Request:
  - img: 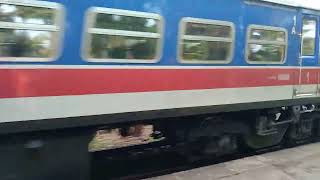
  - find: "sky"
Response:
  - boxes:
[302,0,320,9]
[261,0,320,10]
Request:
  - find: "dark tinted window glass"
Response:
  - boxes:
[185,22,231,37]
[95,14,159,33]
[0,29,54,58]
[90,34,157,60]
[302,19,316,56]
[248,44,285,62]
[250,29,285,42]
[0,4,55,25]
[182,40,231,61]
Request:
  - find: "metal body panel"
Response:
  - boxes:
[0,0,320,130]
[0,0,303,67]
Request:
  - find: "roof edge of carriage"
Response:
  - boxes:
[257,0,320,11]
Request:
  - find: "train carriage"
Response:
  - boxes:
[1,0,320,179]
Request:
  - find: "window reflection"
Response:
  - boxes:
[185,23,231,38]
[0,4,55,25]
[0,29,54,58]
[250,29,285,42]
[90,34,157,60]
[0,3,60,61]
[302,19,316,56]
[248,44,285,62]
[180,19,234,63]
[95,14,159,33]
[87,9,162,61]
[247,27,287,63]
[182,40,231,61]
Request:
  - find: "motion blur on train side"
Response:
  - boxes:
[1,0,320,179]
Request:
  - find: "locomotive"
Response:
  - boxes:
[1,0,320,179]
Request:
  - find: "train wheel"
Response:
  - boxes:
[244,125,288,149]
[286,112,318,145]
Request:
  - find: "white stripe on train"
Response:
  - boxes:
[0,85,315,123]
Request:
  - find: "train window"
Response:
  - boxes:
[302,19,316,56]
[84,7,163,63]
[246,25,287,64]
[178,18,235,64]
[0,1,64,62]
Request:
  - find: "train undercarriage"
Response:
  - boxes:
[1,104,320,180]
[154,105,320,157]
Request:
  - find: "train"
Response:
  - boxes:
[1,0,320,179]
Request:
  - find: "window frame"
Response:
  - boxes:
[0,0,64,62]
[246,25,288,64]
[178,17,235,64]
[82,7,164,64]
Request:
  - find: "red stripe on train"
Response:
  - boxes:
[0,68,318,99]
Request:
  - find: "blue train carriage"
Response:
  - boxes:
[0,0,320,179]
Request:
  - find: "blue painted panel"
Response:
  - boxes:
[0,0,318,67]
[243,2,299,66]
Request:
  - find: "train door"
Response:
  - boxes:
[295,14,319,98]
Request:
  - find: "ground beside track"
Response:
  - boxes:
[147,143,320,180]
